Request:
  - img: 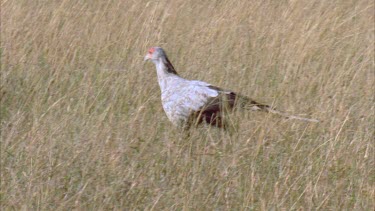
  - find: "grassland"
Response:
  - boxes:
[1,0,374,210]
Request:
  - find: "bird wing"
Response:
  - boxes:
[161,80,219,124]
[202,85,270,111]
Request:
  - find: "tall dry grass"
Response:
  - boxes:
[1,0,374,210]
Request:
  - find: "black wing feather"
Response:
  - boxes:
[189,85,270,127]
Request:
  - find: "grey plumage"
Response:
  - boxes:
[144,47,318,128]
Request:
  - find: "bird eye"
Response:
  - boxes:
[148,48,155,54]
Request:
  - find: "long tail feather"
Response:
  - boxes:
[265,107,319,122]
[239,96,319,123]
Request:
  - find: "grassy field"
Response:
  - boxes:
[1,0,374,210]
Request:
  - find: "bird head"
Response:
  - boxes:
[144,47,165,62]
[144,47,178,75]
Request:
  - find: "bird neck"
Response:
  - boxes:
[154,57,179,91]
[155,57,178,75]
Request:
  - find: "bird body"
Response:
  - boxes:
[144,47,318,128]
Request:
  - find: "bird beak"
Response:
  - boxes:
[144,54,151,61]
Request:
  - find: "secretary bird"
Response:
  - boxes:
[144,47,318,129]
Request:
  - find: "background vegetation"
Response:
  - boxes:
[1,0,374,210]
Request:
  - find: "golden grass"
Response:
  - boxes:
[1,0,374,209]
